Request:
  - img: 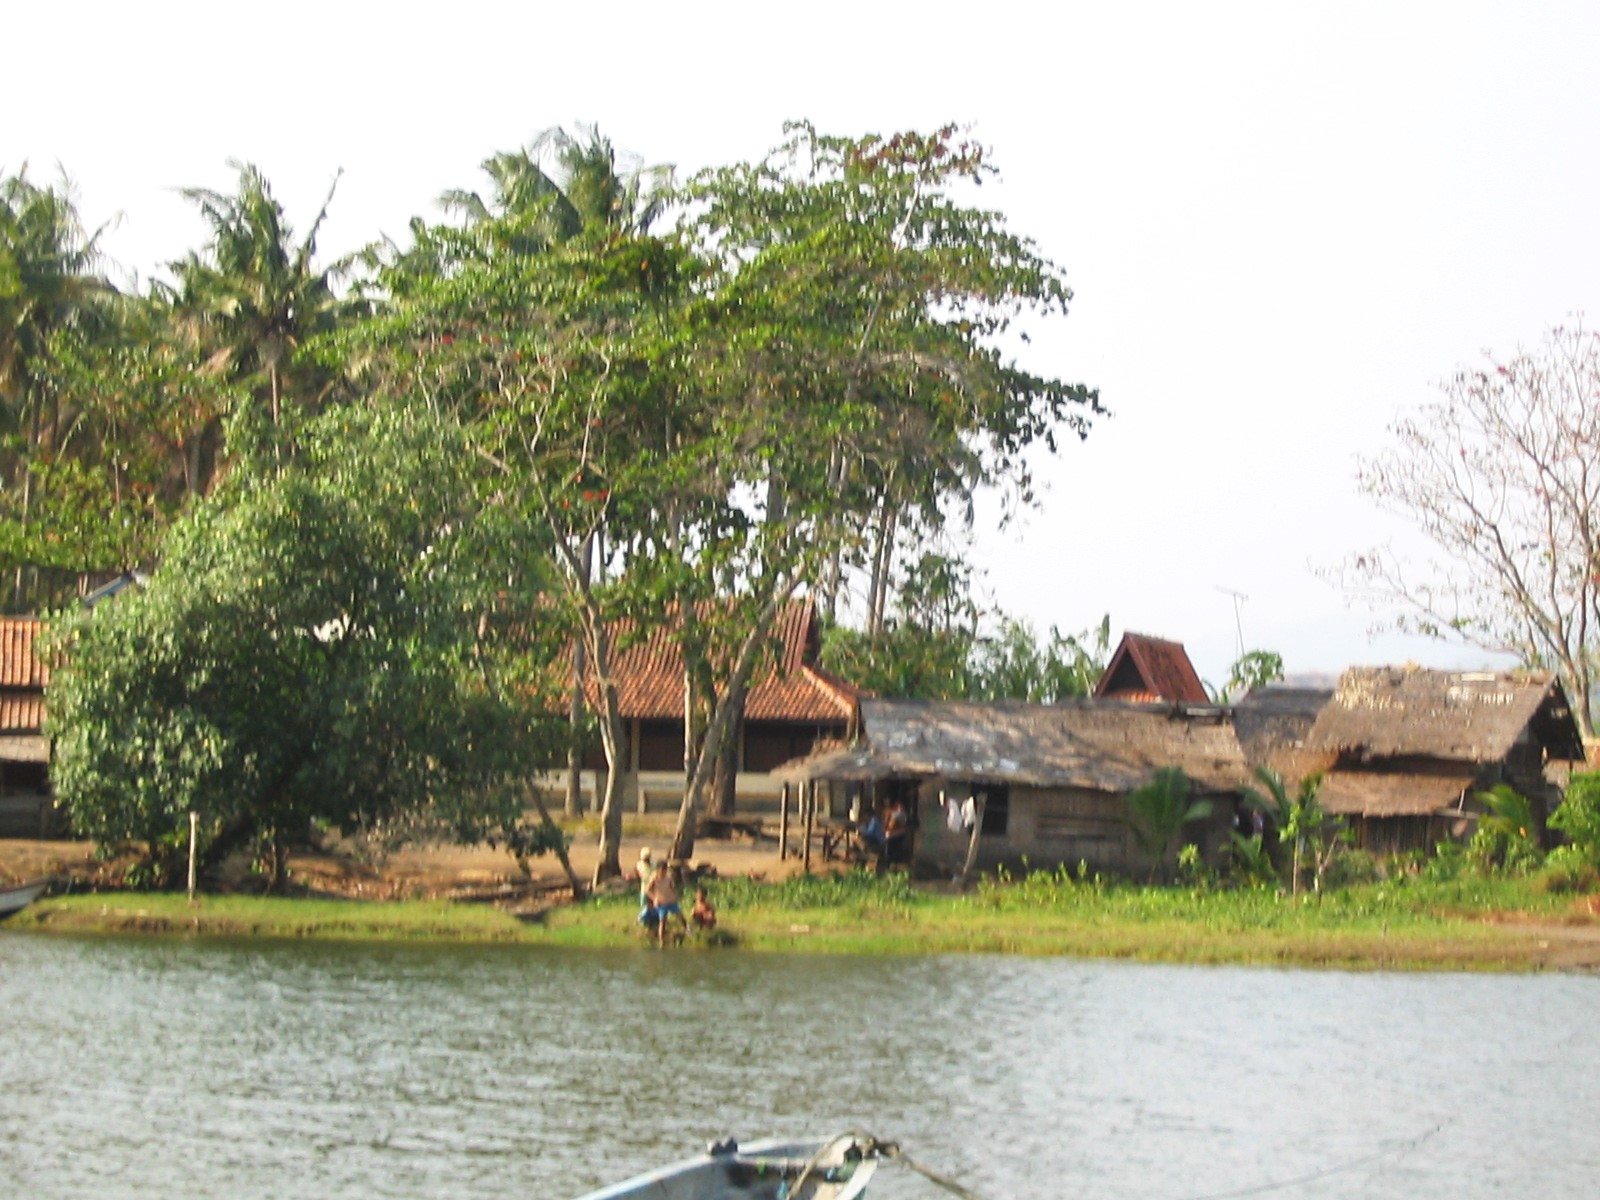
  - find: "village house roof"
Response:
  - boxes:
[1303,666,1584,764]
[1232,685,1333,779]
[0,617,49,762]
[1093,632,1210,705]
[593,599,861,724]
[782,697,1250,793]
[1316,766,1479,818]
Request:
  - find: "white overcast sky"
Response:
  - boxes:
[10,1,1600,685]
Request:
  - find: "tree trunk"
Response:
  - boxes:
[564,534,596,816]
[669,587,797,862]
[707,681,745,818]
[590,690,627,887]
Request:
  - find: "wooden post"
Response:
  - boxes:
[187,811,199,901]
[802,782,815,874]
[958,794,987,890]
[778,783,791,860]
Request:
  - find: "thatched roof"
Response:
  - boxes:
[1233,686,1333,775]
[777,697,1249,793]
[1094,632,1209,704]
[1317,769,1477,818]
[1305,667,1584,763]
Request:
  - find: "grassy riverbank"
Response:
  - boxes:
[14,869,1600,971]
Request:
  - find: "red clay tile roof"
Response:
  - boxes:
[591,600,860,724]
[0,692,44,734]
[0,618,47,690]
[1093,632,1209,705]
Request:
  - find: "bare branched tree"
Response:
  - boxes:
[1343,323,1600,736]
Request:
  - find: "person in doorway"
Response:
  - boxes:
[855,805,886,870]
[691,886,717,932]
[646,861,685,945]
[883,798,910,868]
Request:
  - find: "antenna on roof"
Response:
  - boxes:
[1216,586,1247,661]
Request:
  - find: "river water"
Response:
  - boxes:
[2,934,1596,1199]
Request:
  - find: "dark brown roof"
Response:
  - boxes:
[782,697,1249,793]
[594,599,859,724]
[1094,632,1209,705]
[1305,667,1584,763]
[0,618,47,689]
[1318,768,1477,818]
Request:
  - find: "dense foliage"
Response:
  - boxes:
[8,122,1100,879]
[45,404,562,884]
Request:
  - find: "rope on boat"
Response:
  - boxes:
[788,1132,991,1200]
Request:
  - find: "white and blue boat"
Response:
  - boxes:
[571,1134,881,1200]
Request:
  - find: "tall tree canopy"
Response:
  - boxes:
[1348,324,1600,735]
[46,402,561,885]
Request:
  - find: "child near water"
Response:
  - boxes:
[691,886,717,932]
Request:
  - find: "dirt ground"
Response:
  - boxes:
[0,819,810,903]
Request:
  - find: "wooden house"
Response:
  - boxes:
[1299,667,1584,855]
[0,617,55,837]
[783,696,1250,877]
[567,599,861,813]
[1094,632,1210,704]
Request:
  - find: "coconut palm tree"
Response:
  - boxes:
[1125,766,1212,883]
[1243,765,1334,896]
[441,124,673,251]
[169,162,353,431]
[0,168,118,604]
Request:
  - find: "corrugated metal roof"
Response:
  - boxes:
[1094,632,1209,704]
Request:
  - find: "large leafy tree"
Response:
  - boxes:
[336,122,1100,876]
[46,402,561,887]
[657,122,1101,860]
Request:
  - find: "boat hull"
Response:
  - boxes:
[0,879,46,921]
[571,1136,879,1200]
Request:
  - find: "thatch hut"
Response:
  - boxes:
[1301,667,1584,855]
[782,697,1250,877]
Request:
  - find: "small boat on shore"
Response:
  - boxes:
[0,877,48,921]
[570,1134,881,1200]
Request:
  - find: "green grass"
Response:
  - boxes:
[14,870,1598,971]
[15,892,530,942]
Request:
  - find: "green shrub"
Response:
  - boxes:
[1323,848,1382,889]
[1176,843,1216,889]
[1423,841,1468,882]
[1468,785,1543,876]
[1534,845,1600,894]
[1550,773,1600,866]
